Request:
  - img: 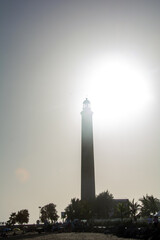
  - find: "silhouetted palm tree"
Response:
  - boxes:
[139,195,159,216]
[129,199,140,222]
[116,202,129,221]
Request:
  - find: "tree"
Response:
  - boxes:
[65,198,81,220]
[40,203,58,223]
[65,198,94,220]
[139,195,159,216]
[16,209,29,225]
[79,200,94,220]
[7,212,17,226]
[129,199,140,222]
[115,202,129,221]
[94,190,114,218]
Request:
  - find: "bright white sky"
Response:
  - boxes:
[1,0,160,223]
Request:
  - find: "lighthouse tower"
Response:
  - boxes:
[81,98,95,201]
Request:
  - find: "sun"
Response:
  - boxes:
[83,55,153,127]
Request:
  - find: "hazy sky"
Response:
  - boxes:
[1,0,160,223]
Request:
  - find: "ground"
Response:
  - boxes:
[1,232,137,240]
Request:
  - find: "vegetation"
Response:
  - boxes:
[114,202,129,221]
[65,190,114,220]
[16,209,29,225]
[94,191,114,218]
[3,194,160,240]
[64,192,160,221]
[40,203,59,223]
[7,209,29,225]
[129,199,140,222]
[5,193,160,226]
[139,194,160,216]
[65,198,94,220]
[7,212,17,225]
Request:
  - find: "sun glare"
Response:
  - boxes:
[83,56,153,127]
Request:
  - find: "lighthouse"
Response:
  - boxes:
[81,98,95,201]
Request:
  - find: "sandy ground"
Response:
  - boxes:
[6,232,135,240]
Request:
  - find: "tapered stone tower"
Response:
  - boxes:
[81,98,95,201]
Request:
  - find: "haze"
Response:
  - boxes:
[1,0,160,223]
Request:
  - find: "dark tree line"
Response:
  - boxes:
[7,192,160,225]
[65,192,160,221]
[65,190,114,220]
